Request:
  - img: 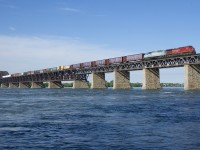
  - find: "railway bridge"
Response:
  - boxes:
[1,54,200,90]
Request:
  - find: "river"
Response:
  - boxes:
[0,88,199,149]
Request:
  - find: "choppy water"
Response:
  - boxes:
[0,88,200,150]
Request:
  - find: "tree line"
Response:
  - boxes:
[59,81,184,87]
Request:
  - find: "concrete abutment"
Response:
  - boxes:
[113,70,131,89]
[1,83,9,88]
[31,82,45,88]
[142,68,160,90]
[91,72,106,89]
[184,64,200,90]
[48,81,64,88]
[9,83,19,88]
[19,82,31,88]
[73,80,89,89]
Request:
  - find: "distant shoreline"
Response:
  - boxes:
[58,82,184,88]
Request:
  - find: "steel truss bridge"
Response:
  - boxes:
[1,54,200,84]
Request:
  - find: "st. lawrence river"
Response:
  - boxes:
[0,88,199,150]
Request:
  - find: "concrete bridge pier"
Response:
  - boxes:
[48,81,64,88]
[19,82,31,88]
[184,64,200,90]
[113,70,131,89]
[91,72,106,89]
[1,83,9,88]
[142,68,160,90]
[31,82,45,88]
[9,83,19,88]
[73,80,89,89]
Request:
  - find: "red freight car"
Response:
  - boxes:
[43,68,51,73]
[12,73,20,77]
[27,71,32,75]
[71,63,83,69]
[166,46,196,55]
[91,61,96,67]
[109,57,123,64]
[82,62,92,68]
[126,53,144,62]
[34,70,40,74]
[96,59,109,66]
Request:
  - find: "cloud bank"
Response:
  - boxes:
[0,35,126,74]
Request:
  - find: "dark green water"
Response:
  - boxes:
[0,88,199,149]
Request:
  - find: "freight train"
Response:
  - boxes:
[2,46,196,78]
[70,45,195,68]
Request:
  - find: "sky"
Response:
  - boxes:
[0,0,200,83]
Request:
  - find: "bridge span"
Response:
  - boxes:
[1,54,200,90]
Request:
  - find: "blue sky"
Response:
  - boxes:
[0,0,200,83]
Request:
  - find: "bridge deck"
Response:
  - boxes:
[1,54,200,84]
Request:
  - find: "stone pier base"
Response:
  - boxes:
[91,72,106,89]
[73,80,89,89]
[31,82,45,88]
[19,82,31,88]
[113,70,131,89]
[1,83,9,88]
[48,81,64,88]
[9,83,19,88]
[184,64,200,90]
[142,68,160,90]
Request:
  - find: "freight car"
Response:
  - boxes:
[64,65,71,69]
[82,62,92,68]
[71,62,97,69]
[57,66,64,70]
[96,59,109,66]
[109,57,123,64]
[71,63,83,69]
[11,73,21,77]
[57,65,71,70]
[125,54,144,62]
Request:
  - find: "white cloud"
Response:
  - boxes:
[61,7,80,12]
[0,35,126,74]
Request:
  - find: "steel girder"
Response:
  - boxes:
[1,70,88,84]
